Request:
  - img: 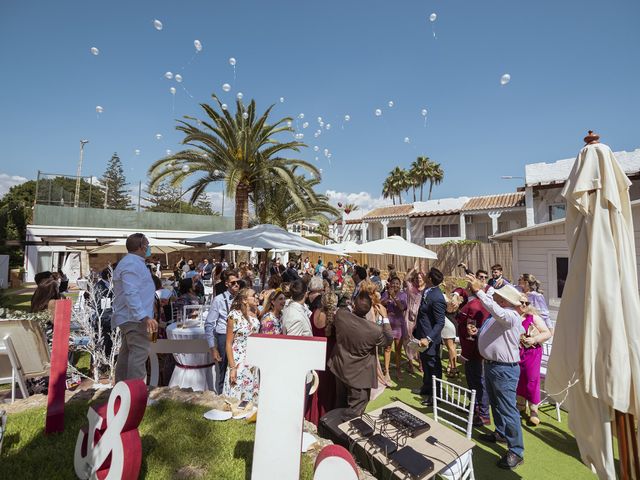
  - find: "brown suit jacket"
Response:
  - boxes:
[328,307,394,389]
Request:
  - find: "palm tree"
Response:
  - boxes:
[427,162,444,200]
[411,156,431,201]
[147,95,319,230]
[388,167,407,204]
[382,177,396,205]
[342,203,359,214]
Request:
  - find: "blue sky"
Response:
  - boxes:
[1,0,639,211]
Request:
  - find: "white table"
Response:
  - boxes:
[166,322,216,392]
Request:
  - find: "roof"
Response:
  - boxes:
[525,147,640,187]
[364,204,414,220]
[410,197,469,217]
[462,192,525,212]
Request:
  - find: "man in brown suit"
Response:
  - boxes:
[329,292,394,418]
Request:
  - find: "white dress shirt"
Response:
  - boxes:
[281,301,312,336]
[204,291,233,348]
[476,290,524,364]
[112,253,156,327]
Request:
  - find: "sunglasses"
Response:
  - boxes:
[478,275,488,280]
[229,280,241,286]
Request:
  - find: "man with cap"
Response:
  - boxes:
[467,274,525,470]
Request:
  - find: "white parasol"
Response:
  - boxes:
[355,235,437,259]
[91,237,192,254]
[546,133,640,478]
[211,244,266,253]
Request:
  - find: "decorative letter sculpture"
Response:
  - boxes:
[74,379,148,480]
[313,445,359,480]
[45,299,72,434]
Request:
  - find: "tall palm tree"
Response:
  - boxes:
[388,167,407,204]
[411,156,431,201]
[427,162,444,200]
[382,177,396,205]
[147,95,319,229]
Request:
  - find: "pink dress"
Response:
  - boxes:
[517,314,542,404]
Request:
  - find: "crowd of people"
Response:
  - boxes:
[39,233,554,472]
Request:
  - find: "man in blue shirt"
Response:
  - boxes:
[112,233,158,382]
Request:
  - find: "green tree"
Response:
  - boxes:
[426,161,444,200]
[148,95,318,229]
[145,181,219,216]
[410,156,430,201]
[101,153,131,209]
[387,167,408,204]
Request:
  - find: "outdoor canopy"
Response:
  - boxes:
[190,224,342,255]
[351,235,438,259]
[546,141,640,479]
[210,244,266,253]
[90,237,192,254]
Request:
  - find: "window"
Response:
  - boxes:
[556,257,568,298]
[549,204,566,221]
[424,224,459,238]
[388,227,402,237]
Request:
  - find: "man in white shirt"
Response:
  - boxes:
[281,279,312,336]
[468,274,525,470]
[204,270,240,393]
[112,233,158,382]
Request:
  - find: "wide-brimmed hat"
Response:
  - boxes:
[493,284,524,306]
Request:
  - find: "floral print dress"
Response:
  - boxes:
[223,310,261,403]
[260,311,282,334]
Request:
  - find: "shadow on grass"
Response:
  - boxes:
[233,440,254,480]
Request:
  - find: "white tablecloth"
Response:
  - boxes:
[166,322,216,392]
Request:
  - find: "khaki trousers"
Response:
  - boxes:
[115,321,151,383]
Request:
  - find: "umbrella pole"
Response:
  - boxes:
[616,410,640,479]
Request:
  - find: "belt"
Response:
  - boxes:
[175,361,215,370]
[484,359,519,366]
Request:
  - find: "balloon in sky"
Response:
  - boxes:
[170,87,176,95]
[181,165,190,173]
[90,47,99,56]
[95,105,103,114]
[229,57,236,66]
[421,108,428,116]
[165,71,173,80]
[319,121,324,127]
[327,153,332,159]
[242,112,249,119]
[315,156,319,162]
[166,149,172,155]
[221,103,228,110]
[175,74,183,83]
[388,101,394,108]
[153,19,163,31]
[302,122,309,128]
[194,40,202,52]
[404,137,410,143]
[325,124,331,130]
[286,121,292,127]
[313,146,319,152]
[323,148,329,156]
[344,114,351,122]
[298,113,305,119]
[317,117,323,123]
[295,133,304,140]
[155,133,162,140]
[375,108,382,117]
[134,149,140,155]
[500,73,511,85]
[280,97,285,103]
[222,83,231,92]
[236,92,243,100]
[429,13,437,22]
[314,133,319,138]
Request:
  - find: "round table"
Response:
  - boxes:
[166,322,216,392]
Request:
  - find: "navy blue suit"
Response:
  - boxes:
[413,286,446,396]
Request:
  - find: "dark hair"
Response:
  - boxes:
[152,275,162,290]
[353,266,367,282]
[214,264,223,276]
[491,264,503,272]
[30,278,61,312]
[224,269,240,282]
[290,279,307,301]
[268,274,283,289]
[179,278,194,295]
[428,267,444,286]
[189,264,196,271]
[34,271,53,285]
[125,233,146,253]
[100,268,111,281]
[476,269,488,277]
[353,291,372,318]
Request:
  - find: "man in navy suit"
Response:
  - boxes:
[413,267,446,406]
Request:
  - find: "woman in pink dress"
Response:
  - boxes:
[403,270,427,374]
[381,277,408,380]
[516,300,552,426]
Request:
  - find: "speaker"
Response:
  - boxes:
[318,408,350,448]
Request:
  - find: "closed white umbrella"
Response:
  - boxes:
[355,235,437,259]
[190,224,341,255]
[91,237,192,254]
[546,134,640,478]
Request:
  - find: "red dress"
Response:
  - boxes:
[304,308,337,426]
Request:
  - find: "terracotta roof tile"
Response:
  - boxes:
[364,204,414,219]
[462,192,525,211]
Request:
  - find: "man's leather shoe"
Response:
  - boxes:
[479,432,507,444]
[420,396,433,406]
[497,451,524,469]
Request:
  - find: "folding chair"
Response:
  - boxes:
[539,341,562,421]
[0,320,51,403]
[432,375,476,480]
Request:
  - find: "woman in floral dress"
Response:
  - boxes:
[260,289,285,334]
[223,288,261,403]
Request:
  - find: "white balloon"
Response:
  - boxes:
[134,149,140,155]
[500,73,511,85]
[95,105,103,113]
[229,57,236,66]
[429,13,437,22]
[286,121,292,127]
[325,123,331,130]
[388,101,394,108]
[302,122,309,128]
[90,47,99,56]
[182,165,190,173]
[344,114,351,122]
[315,156,319,161]
[222,83,231,93]
[327,153,332,159]
[319,121,324,127]
[221,103,228,110]
[165,149,172,155]
[153,19,163,30]
[313,146,319,152]
[175,74,183,83]
[317,116,323,123]
[165,71,173,80]
[298,113,305,119]
[316,129,322,135]
[170,87,176,95]
[375,108,382,117]
[323,148,329,156]
[242,112,249,119]
[155,133,162,140]
[194,40,202,52]
[404,137,410,143]
[319,168,323,174]
[421,108,428,116]
[280,97,285,103]
[295,133,304,140]
[314,133,319,138]
[236,92,243,100]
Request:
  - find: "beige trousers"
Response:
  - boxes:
[115,321,151,383]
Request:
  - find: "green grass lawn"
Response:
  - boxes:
[0,288,34,311]
[0,398,314,480]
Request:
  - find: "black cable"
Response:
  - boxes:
[426,435,464,474]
